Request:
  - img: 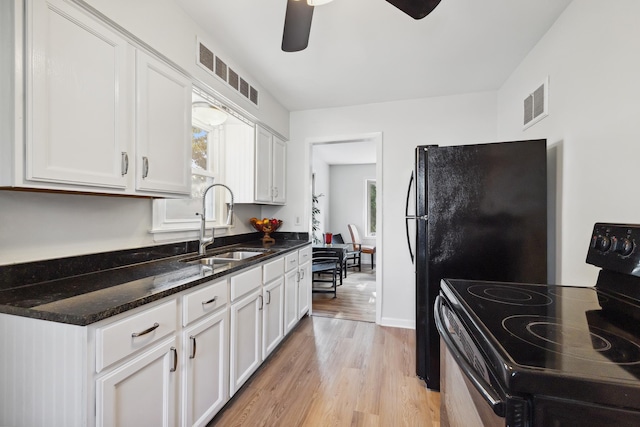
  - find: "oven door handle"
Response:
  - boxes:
[435,295,506,417]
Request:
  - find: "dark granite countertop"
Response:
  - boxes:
[0,233,310,326]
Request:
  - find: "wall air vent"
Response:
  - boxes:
[196,38,259,108]
[215,56,227,81]
[523,76,549,129]
[228,68,239,90]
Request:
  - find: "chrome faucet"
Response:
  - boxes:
[198,183,235,255]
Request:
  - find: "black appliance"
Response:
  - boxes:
[436,223,640,426]
[405,140,548,390]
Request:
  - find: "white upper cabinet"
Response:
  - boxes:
[255,125,286,204]
[135,50,192,196]
[1,0,192,197]
[27,0,132,190]
[271,135,286,204]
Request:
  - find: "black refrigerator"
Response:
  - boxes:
[407,139,548,390]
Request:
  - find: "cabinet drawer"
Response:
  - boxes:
[96,300,177,373]
[183,279,228,326]
[263,257,284,284]
[230,266,262,302]
[298,246,312,264]
[285,252,298,272]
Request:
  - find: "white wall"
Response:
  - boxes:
[277,92,498,327]
[329,164,376,249]
[496,0,640,286]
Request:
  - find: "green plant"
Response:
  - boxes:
[312,193,324,244]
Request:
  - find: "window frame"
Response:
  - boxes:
[150,94,230,241]
[364,178,376,238]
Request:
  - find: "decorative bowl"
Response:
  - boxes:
[250,218,283,244]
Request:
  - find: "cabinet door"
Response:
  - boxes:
[96,337,178,427]
[272,136,286,204]
[229,289,262,396]
[135,50,191,195]
[262,277,284,359]
[298,261,312,319]
[183,309,229,427]
[284,268,299,335]
[28,0,131,189]
[254,125,273,203]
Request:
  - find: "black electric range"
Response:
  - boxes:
[436,223,640,426]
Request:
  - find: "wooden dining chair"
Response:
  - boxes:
[347,224,376,269]
[333,233,361,276]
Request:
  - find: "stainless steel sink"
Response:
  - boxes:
[181,248,272,265]
[209,250,265,261]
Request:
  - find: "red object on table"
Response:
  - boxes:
[324,233,333,244]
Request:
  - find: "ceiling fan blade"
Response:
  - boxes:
[385,0,442,19]
[282,0,314,52]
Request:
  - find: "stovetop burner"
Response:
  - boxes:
[467,283,552,306]
[503,314,640,365]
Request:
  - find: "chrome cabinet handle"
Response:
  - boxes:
[266,290,271,304]
[258,294,264,310]
[189,336,197,359]
[121,152,129,176]
[142,156,149,178]
[202,296,218,305]
[170,347,178,372]
[300,269,305,280]
[131,322,159,337]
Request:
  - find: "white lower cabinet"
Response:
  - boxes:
[182,309,228,427]
[181,278,229,427]
[262,276,285,359]
[229,288,262,397]
[283,268,299,334]
[298,247,313,319]
[96,337,179,427]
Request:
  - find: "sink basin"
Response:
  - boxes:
[209,250,265,261]
[181,249,272,265]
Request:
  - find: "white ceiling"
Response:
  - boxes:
[175,0,573,112]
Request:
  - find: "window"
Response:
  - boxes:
[365,179,376,237]
[151,90,248,240]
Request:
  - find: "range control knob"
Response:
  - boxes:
[613,237,634,256]
[592,235,611,252]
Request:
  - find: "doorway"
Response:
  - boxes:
[307,133,382,323]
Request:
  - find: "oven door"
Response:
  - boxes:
[435,295,530,427]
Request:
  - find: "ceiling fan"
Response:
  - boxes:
[282,0,442,52]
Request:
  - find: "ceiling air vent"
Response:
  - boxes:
[196,38,259,108]
[523,76,549,129]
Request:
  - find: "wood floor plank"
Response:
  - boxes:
[209,316,440,427]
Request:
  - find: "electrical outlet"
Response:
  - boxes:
[295,216,301,225]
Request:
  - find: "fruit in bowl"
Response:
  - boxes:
[250,217,283,233]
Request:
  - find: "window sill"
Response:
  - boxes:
[150,224,233,243]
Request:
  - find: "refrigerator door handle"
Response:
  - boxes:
[405,171,415,263]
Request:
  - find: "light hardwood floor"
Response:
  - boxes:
[312,266,376,323]
[209,316,440,426]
